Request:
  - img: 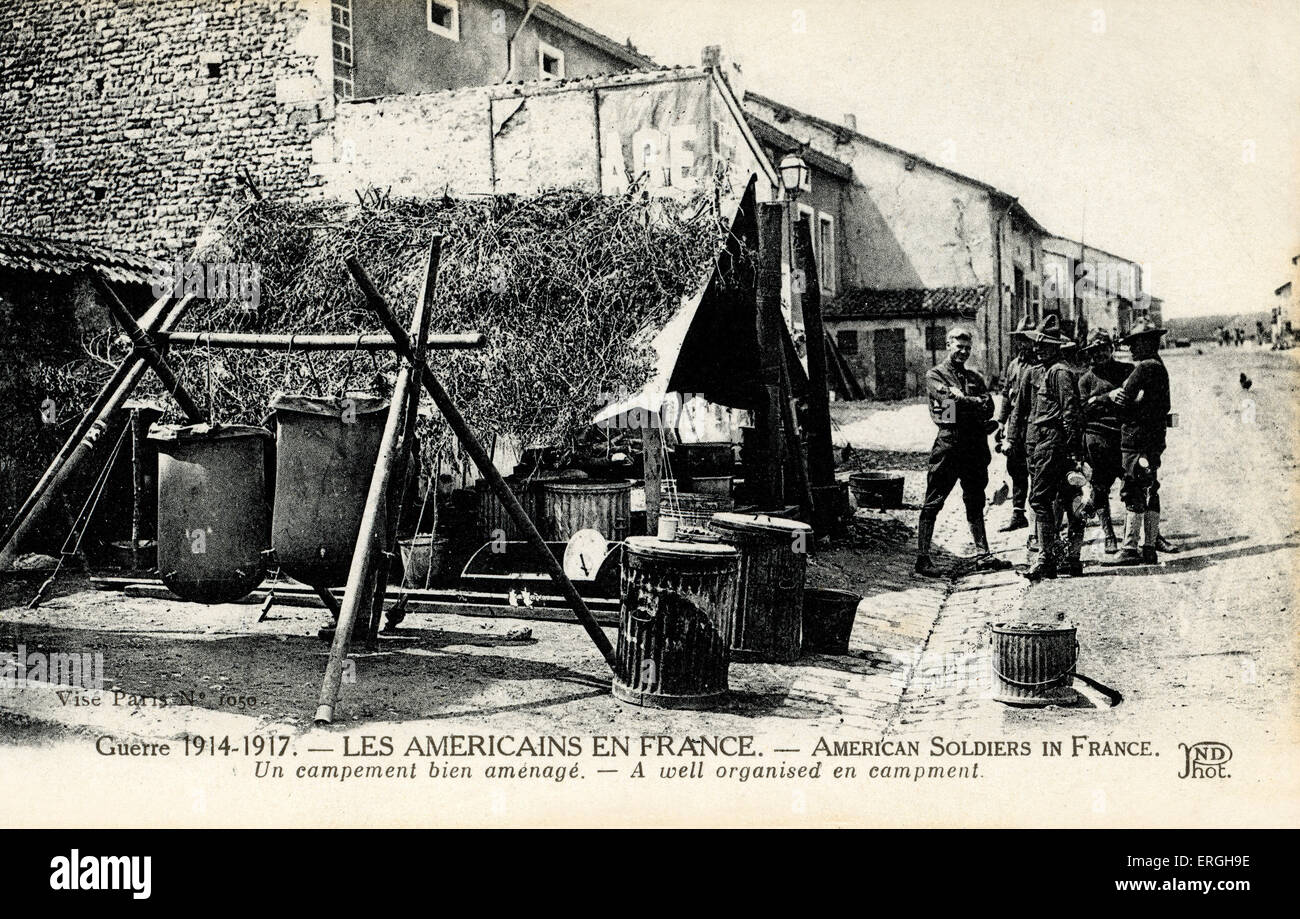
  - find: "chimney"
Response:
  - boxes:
[843,113,857,131]
[701,45,723,69]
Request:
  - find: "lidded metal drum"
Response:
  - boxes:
[269,393,389,587]
[613,537,739,709]
[988,622,1079,706]
[149,423,271,604]
[709,512,813,662]
[539,480,631,544]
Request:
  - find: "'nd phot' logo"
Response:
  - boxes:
[1177,741,1232,779]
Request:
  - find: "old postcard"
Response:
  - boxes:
[0,0,1296,843]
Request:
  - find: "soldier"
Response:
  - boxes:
[994,317,1036,532]
[914,329,1012,576]
[1077,330,1133,553]
[1008,316,1086,580]
[1106,321,1171,564]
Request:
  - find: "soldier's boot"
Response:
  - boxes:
[1060,520,1085,577]
[968,515,1012,571]
[1097,503,1119,554]
[1024,519,1058,581]
[1142,511,1160,565]
[1117,510,1144,565]
[914,516,944,578]
[998,508,1029,532]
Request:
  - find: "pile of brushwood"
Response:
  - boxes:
[138,187,738,473]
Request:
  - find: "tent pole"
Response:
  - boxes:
[755,203,787,508]
[344,255,618,671]
[315,240,439,725]
[0,292,195,571]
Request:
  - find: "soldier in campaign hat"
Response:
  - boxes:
[914,328,1013,576]
[1006,315,1086,579]
[1078,329,1133,553]
[995,316,1037,533]
[1104,321,1171,564]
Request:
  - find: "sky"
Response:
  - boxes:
[556,0,1300,318]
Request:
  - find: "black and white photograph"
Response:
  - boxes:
[0,0,1296,856]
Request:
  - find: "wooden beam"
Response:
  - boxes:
[345,255,619,672]
[154,331,486,351]
[315,240,439,724]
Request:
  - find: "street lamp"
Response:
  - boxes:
[778,153,810,199]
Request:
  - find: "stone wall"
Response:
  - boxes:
[0,0,334,256]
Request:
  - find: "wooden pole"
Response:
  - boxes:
[794,217,835,490]
[0,293,195,570]
[315,241,439,724]
[755,203,787,508]
[642,422,662,536]
[90,273,206,423]
[365,242,441,645]
[154,331,486,352]
[345,256,618,671]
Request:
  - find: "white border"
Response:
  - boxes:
[538,40,565,79]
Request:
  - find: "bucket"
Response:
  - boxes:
[659,492,725,539]
[613,536,739,709]
[802,588,861,655]
[149,423,270,604]
[988,621,1079,706]
[539,480,631,543]
[850,472,905,510]
[708,512,812,662]
[269,393,389,587]
[399,534,448,589]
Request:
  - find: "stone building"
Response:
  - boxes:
[1041,236,1146,338]
[743,92,1046,391]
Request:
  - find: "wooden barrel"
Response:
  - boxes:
[539,480,631,543]
[709,512,812,662]
[150,423,270,604]
[269,393,388,587]
[613,536,738,708]
[989,622,1078,706]
[676,441,734,476]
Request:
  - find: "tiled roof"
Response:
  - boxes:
[745,115,854,181]
[0,232,156,286]
[824,286,992,320]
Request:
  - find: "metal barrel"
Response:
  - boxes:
[659,492,725,539]
[709,512,812,662]
[477,477,532,543]
[149,423,270,604]
[613,536,738,708]
[539,480,632,543]
[686,475,734,502]
[268,394,388,587]
[989,622,1079,706]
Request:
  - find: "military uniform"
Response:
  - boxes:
[1078,358,1133,506]
[996,350,1036,527]
[914,353,1008,575]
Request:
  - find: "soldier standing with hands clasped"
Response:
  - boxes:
[914,328,1013,577]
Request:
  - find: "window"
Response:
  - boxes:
[817,213,836,294]
[835,329,859,354]
[427,0,459,41]
[332,0,355,98]
[538,41,565,79]
[796,202,816,262]
[925,324,947,352]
